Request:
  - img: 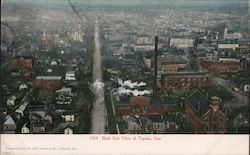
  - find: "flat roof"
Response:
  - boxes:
[161,71,209,77]
[36,76,62,80]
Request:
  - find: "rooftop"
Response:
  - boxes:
[187,91,210,116]
[36,76,62,80]
[161,71,209,77]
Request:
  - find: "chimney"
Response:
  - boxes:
[153,36,158,97]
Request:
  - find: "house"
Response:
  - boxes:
[19,83,28,90]
[64,126,74,134]
[148,115,165,133]
[61,111,76,122]
[56,87,73,105]
[65,71,76,80]
[32,121,46,133]
[126,116,142,133]
[228,107,249,133]
[185,92,227,133]
[165,112,181,132]
[11,69,21,77]
[15,101,29,116]
[11,55,34,69]
[28,105,46,123]
[6,95,17,107]
[21,122,30,134]
[3,115,17,134]
[34,76,63,90]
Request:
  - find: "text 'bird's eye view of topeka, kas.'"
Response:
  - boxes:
[1,0,249,134]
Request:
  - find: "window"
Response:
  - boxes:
[205,125,209,131]
[219,125,223,131]
[213,125,218,131]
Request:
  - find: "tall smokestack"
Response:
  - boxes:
[153,36,158,97]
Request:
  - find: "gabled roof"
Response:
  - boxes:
[151,96,176,106]
[4,115,16,125]
[36,76,62,80]
[148,115,164,123]
[130,96,150,105]
[13,55,33,59]
[187,91,210,116]
[56,87,72,93]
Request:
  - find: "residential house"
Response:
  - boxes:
[56,87,73,105]
[61,111,76,122]
[3,115,17,134]
[21,122,30,134]
[32,121,46,133]
[148,115,165,133]
[6,95,17,107]
[64,126,74,134]
[126,116,142,133]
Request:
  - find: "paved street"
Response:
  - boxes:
[213,76,249,109]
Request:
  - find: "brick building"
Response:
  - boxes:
[117,96,176,116]
[12,55,34,69]
[157,54,188,73]
[200,60,241,73]
[185,92,227,133]
[161,71,212,90]
[161,63,188,73]
[34,76,63,90]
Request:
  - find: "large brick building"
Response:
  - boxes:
[34,76,63,90]
[160,63,188,73]
[161,71,212,90]
[12,55,34,69]
[117,96,176,116]
[185,92,227,133]
[200,60,241,73]
[157,54,188,73]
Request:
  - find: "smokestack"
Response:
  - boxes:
[153,36,158,97]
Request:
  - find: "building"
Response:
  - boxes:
[126,116,142,134]
[65,71,76,80]
[169,38,194,48]
[11,55,34,69]
[185,92,227,133]
[64,126,73,134]
[148,115,166,133]
[6,95,17,107]
[133,45,154,52]
[223,28,242,39]
[61,111,76,122]
[135,35,152,45]
[200,60,241,73]
[157,54,188,73]
[21,122,30,134]
[32,121,46,133]
[218,43,239,50]
[3,115,17,134]
[34,76,63,90]
[161,71,212,90]
[56,87,73,105]
[117,96,177,116]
